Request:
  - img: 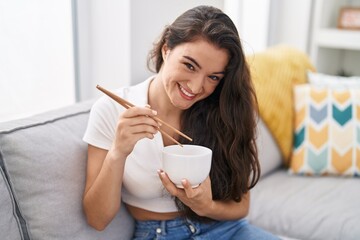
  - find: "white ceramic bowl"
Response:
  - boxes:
[162,144,212,188]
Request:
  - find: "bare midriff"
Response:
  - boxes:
[125,204,181,221]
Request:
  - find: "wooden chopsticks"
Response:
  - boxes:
[96,85,193,147]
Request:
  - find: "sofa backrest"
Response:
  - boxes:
[256,118,282,178]
[0,100,134,240]
[0,163,24,240]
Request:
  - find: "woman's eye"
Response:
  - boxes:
[184,63,195,71]
[209,75,220,81]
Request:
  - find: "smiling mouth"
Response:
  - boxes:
[179,84,195,99]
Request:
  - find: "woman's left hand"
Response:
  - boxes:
[158,170,213,217]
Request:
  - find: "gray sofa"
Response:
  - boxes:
[0,99,359,240]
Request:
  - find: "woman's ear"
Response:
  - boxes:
[162,44,169,60]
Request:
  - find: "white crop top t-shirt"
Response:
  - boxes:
[83,76,178,213]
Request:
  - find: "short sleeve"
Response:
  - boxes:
[83,93,124,150]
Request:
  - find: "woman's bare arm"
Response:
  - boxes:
[82,145,127,231]
[83,106,159,231]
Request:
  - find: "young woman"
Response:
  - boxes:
[83,5,279,240]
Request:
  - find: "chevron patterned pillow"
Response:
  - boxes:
[290,84,360,176]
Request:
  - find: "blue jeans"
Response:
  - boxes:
[132,217,279,240]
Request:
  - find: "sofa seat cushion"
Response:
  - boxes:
[248,169,360,240]
[0,101,134,240]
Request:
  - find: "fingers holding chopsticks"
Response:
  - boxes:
[112,106,160,156]
[120,106,160,136]
[96,85,191,146]
[122,106,159,126]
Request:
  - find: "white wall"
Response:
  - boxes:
[224,0,271,55]
[268,0,313,53]
[76,0,131,100]
[0,0,75,122]
[224,0,313,54]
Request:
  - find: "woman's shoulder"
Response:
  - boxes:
[91,88,125,113]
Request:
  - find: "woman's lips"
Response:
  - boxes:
[178,84,195,100]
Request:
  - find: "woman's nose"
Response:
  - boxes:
[188,76,205,94]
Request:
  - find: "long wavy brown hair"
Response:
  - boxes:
[147,5,260,221]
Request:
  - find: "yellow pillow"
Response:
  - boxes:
[248,45,315,165]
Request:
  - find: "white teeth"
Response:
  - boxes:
[179,85,195,97]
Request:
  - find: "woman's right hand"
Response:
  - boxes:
[110,106,160,158]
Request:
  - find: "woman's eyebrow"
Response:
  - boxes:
[183,56,201,69]
[183,55,225,75]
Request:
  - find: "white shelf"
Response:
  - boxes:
[315,28,360,50]
[311,0,360,75]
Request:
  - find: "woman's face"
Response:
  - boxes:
[160,38,229,110]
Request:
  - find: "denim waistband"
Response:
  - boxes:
[133,218,279,240]
[134,217,217,236]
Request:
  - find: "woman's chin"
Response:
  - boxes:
[173,101,193,110]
